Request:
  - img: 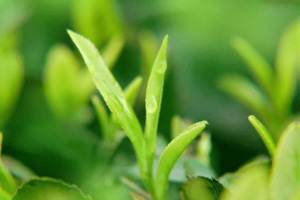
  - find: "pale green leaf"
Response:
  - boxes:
[72,0,122,47]
[102,35,125,69]
[270,122,300,200]
[171,115,192,139]
[124,76,143,106]
[0,48,23,128]
[44,44,94,121]
[12,178,92,200]
[248,115,276,157]
[154,121,207,200]
[91,95,109,138]
[275,18,300,114]
[232,37,273,96]
[221,165,269,200]
[219,74,269,119]
[196,133,212,167]
[139,31,160,81]
[144,35,168,183]
[67,30,147,177]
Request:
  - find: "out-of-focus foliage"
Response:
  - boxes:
[219,18,300,140]
[44,45,94,122]
[1,0,300,199]
[0,45,23,128]
[72,0,123,47]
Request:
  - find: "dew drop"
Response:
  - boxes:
[147,95,158,113]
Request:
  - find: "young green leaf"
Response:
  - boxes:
[154,121,207,200]
[0,48,23,128]
[67,30,147,178]
[221,165,269,200]
[91,95,109,138]
[275,18,300,114]
[232,37,273,96]
[72,0,122,47]
[44,44,94,121]
[171,115,191,139]
[12,178,92,200]
[270,122,300,200]
[145,35,168,182]
[248,115,276,157]
[124,76,143,106]
[139,31,160,81]
[102,35,125,69]
[219,74,269,119]
[196,133,212,167]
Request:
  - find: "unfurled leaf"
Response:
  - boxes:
[270,122,300,200]
[218,74,269,118]
[154,121,207,200]
[275,18,300,114]
[68,30,147,177]
[12,178,92,200]
[221,165,269,200]
[248,115,276,157]
[44,44,94,122]
[145,35,168,180]
[232,37,273,96]
[124,76,143,106]
[0,48,23,128]
[102,35,125,69]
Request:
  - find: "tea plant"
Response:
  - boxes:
[68,30,208,200]
[180,115,300,200]
[0,37,24,128]
[219,18,300,140]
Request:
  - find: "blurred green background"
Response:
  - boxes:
[1,0,300,199]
